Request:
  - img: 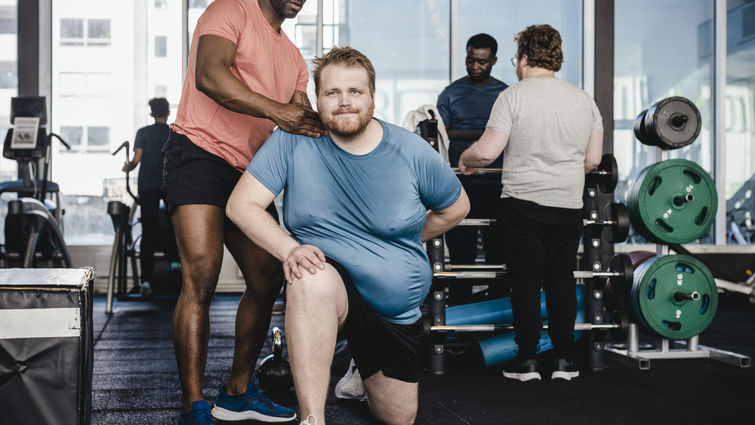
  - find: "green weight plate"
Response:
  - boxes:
[630,255,718,339]
[627,159,717,244]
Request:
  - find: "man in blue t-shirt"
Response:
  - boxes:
[122,97,178,297]
[437,33,508,267]
[227,47,469,425]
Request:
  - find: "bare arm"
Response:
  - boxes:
[422,188,470,242]
[195,35,324,137]
[458,127,509,174]
[584,131,603,174]
[290,90,313,109]
[122,148,143,172]
[226,171,325,283]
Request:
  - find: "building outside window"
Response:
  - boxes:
[60,18,84,45]
[87,19,111,45]
[60,18,110,46]
[59,126,83,150]
[87,126,110,151]
[51,0,183,245]
[155,35,167,58]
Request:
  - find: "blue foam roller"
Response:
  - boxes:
[478,310,586,367]
[446,287,584,326]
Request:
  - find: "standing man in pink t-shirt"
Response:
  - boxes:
[164,1,324,424]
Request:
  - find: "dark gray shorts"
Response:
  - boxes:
[327,257,426,383]
[163,130,279,220]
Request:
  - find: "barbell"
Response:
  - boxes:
[452,153,618,194]
[426,310,630,342]
[434,253,634,289]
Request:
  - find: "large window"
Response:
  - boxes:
[725,0,755,244]
[456,0,583,89]
[52,0,183,245]
[614,0,715,243]
[0,1,17,241]
[319,0,450,125]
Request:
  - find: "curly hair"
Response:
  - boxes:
[515,24,563,72]
[312,46,376,95]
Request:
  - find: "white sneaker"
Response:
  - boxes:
[300,415,318,425]
[334,359,366,401]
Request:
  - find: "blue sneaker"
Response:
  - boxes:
[177,400,214,425]
[211,374,296,422]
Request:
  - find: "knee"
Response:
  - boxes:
[286,265,341,305]
[180,255,221,302]
[370,405,416,425]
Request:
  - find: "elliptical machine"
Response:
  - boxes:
[105,141,142,314]
[0,96,72,268]
[105,140,179,313]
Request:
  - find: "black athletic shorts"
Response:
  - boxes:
[327,257,426,383]
[163,130,278,220]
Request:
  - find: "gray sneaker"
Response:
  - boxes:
[139,281,153,298]
[334,359,366,401]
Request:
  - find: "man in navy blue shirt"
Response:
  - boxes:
[437,33,508,268]
[122,98,177,297]
[226,46,469,425]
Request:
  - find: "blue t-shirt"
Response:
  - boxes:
[437,76,508,131]
[134,123,170,192]
[248,120,462,324]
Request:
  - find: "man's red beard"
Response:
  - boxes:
[325,105,374,138]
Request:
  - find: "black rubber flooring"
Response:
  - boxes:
[92,293,755,425]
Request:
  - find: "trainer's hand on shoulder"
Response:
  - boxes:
[272,103,326,138]
[284,244,326,284]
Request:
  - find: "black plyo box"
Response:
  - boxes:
[0,268,94,425]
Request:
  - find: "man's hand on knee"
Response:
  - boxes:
[284,244,326,283]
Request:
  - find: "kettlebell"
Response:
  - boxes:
[257,327,294,396]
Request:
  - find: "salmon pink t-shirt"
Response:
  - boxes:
[172,0,308,170]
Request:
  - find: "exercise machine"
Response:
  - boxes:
[105,141,179,314]
[0,96,72,268]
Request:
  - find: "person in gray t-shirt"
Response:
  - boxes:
[459,24,603,382]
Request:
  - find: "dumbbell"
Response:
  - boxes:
[586,153,618,193]
[582,202,630,243]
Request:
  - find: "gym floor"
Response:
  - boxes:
[92,293,755,425]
